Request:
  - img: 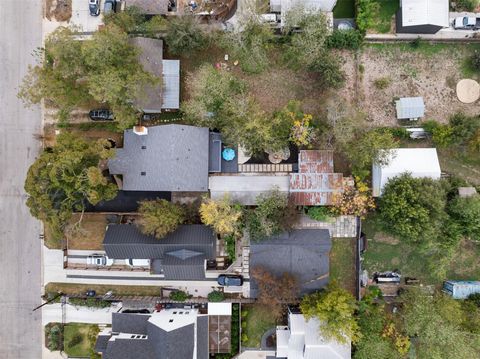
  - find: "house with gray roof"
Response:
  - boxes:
[103,224,216,280]
[95,309,209,359]
[249,229,331,296]
[130,37,180,112]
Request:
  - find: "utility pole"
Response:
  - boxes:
[32,292,64,312]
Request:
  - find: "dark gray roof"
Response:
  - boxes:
[94,334,110,353]
[112,313,151,335]
[197,315,209,359]
[162,253,207,280]
[250,229,332,296]
[103,338,156,359]
[148,321,195,359]
[103,224,216,260]
[108,125,210,192]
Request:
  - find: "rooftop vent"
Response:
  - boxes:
[141,145,147,149]
[141,171,146,176]
[133,126,148,136]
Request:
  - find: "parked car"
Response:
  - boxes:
[87,254,114,266]
[89,109,114,121]
[217,274,243,287]
[373,271,401,284]
[126,259,150,267]
[103,0,116,15]
[453,16,480,30]
[89,0,100,16]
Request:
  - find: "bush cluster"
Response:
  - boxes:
[207,290,225,302]
[45,323,63,351]
[169,290,191,302]
[69,297,111,308]
[306,207,332,221]
[326,30,363,50]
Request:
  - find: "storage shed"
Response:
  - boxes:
[396,0,449,34]
[395,97,425,120]
[443,281,480,299]
[372,148,441,197]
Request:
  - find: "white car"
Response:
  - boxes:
[453,16,480,30]
[126,259,150,267]
[87,254,113,266]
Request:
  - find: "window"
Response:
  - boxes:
[169,319,174,323]
[141,171,146,176]
[131,335,135,338]
[173,311,177,314]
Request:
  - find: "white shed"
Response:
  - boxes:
[372,148,441,197]
[395,97,425,120]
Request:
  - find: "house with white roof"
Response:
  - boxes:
[372,148,441,197]
[396,0,449,34]
[275,308,350,359]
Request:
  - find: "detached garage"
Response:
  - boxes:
[372,148,441,197]
[396,0,449,34]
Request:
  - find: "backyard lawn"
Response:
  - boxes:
[362,215,480,284]
[66,213,107,250]
[241,304,277,348]
[63,323,99,357]
[370,0,399,33]
[330,237,356,296]
[333,0,355,18]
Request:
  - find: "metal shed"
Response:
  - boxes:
[395,97,425,120]
[443,281,480,299]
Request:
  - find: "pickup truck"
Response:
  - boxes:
[453,16,480,30]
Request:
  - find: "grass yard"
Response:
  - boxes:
[371,0,399,33]
[438,148,480,186]
[333,0,355,18]
[241,304,277,348]
[362,215,480,284]
[66,213,107,250]
[63,323,99,357]
[45,282,162,297]
[330,237,356,296]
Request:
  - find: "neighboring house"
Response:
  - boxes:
[108,124,211,192]
[396,0,449,34]
[372,148,441,197]
[249,229,331,296]
[290,150,343,206]
[395,97,425,121]
[95,303,233,358]
[130,37,180,112]
[103,224,217,279]
[209,174,290,205]
[275,308,351,359]
[443,281,480,299]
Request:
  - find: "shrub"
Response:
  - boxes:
[423,120,453,147]
[68,333,83,347]
[69,297,111,308]
[326,30,363,49]
[241,310,248,318]
[373,77,391,90]
[45,323,63,351]
[241,321,247,329]
[356,0,380,33]
[208,290,225,302]
[467,293,480,307]
[241,333,249,343]
[410,37,422,48]
[307,207,333,221]
[170,290,190,302]
[451,0,478,11]
[224,235,236,262]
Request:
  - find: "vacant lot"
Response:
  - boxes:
[63,323,98,357]
[341,44,480,126]
[330,237,356,296]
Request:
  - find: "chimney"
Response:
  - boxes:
[133,126,148,136]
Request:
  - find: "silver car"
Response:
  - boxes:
[87,254,113,266]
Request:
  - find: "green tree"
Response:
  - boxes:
[199,195,242,236]
[208,290,225,302]
[24,133,117,240]
[378,174,447,242]
[300,283,359,344]
[448,195,480,241]
[247,189,291,241]
[165,15,210,55]
[138,199,186,239]
[401,288,479,359]
[103,6,144,32]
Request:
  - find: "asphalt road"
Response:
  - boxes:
[0,1,43,358]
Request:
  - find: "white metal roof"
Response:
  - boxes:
[372,148,441,197]
[395,97,425,119]
[161,59,180,110]
[209,174,290,205]
[207,303,232,316]
[401,0,449,27]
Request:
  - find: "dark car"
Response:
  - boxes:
[89,0,100,16]
[217,274,243,287]
[86,290,96,297]
[122,309,151,314]
[89,109,114,121]
[104,0,116,15]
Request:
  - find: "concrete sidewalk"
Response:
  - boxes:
[42,302,120,325]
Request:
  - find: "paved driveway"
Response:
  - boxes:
[0,0,43,358]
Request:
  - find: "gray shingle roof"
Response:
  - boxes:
[108,125,210,192]
[112,313,151,335]
[197,315,209,359]
[103,224,216,260]
[148,322,195,359]
[103,337,156,359]
[250,229,332,296]
[94,334,110,353]
[395,97,425,119]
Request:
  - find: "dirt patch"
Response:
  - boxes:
[66,213,107,250]
[372,231,400,245]
[46,0,72,21]
[341,46,480,126]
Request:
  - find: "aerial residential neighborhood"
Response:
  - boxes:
[3,0,480,358]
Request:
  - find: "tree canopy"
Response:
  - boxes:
[300,283,359,344]
[447,195,480,241]
[138,199,186,239]
[165,15,211,55]
[24,133,117,239]
[199,195,242,236]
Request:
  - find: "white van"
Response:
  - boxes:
[126,259,151,267]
